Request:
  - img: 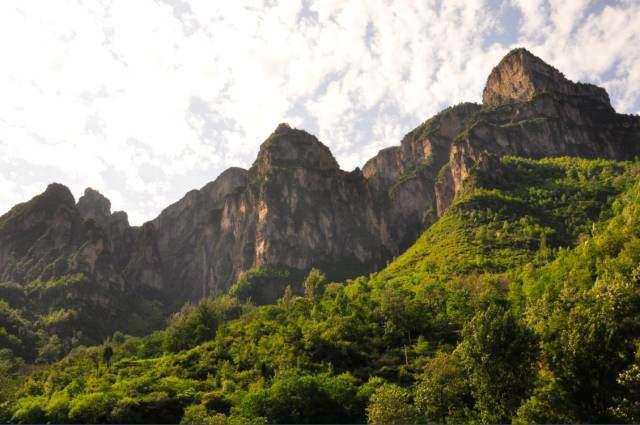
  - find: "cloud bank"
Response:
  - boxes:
[0,0,638,224]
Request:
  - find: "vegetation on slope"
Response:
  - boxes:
[2,157,640,424]
[0,273,165,365]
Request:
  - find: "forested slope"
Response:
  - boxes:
[3,156,640,424]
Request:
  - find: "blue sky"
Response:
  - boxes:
[0,0,639,224]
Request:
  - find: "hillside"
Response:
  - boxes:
[2,46,640,424]
[3,156,640,424]
[381,155,633,283]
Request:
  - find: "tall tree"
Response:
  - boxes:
[458,305,538,423]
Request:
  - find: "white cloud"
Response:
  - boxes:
[0,0,638,224]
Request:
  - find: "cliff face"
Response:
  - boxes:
[0,184,135,291]
[482,48,610,107]
[438,49,640,215]
[125,125,393,305]
[1,47,639,309]
[363,103,481,248]
[0,183,80,283]
[126,167,251,303]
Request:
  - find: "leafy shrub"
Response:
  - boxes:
[366,384,417,425]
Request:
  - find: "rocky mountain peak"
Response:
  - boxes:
[273,122,292,134]
[251,124,339,178]
[482,47,610,107]
[201,167,248,200]
[42,183,76,206]
[77,187,112,223]
[0,183,75,231]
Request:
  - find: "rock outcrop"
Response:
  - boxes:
[363,102,481,247]
[124,127,392,305]
[438,49,640,215]
[482,48,610,107]
[0,183,80,282]
[77,188,111,225]
[1,47,639,309]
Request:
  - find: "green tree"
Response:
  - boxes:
[102,345,113,368]
[280,284,294,309]
[163,296,237,352]
[303,268,326,301]
[180,404,227,425]
[37,335,63,363]
[611,363,640,423]
[10,396,47,424]
[45,391,71,423]
[458,305,538,423]
[240,371,360,424]
[366,384,417,425]
[67,392,114,423]
[415,351,472,424]
[541,281,638,422]
[514,370,572,425]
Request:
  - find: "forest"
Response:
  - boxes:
[2,156,640,424]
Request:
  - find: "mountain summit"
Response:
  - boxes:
[482,48,611,107]
[251,123,339,179]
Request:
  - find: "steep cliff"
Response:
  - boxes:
[1,47,639,312]
[363,102,481,248]
[437,48,640,215]
[0,183,80,283]
[125,125,394,305]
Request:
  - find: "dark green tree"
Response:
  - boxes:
[102,345,113,368]
[415,351,472,424]
[366,384,417,425]
[458,305,538,423]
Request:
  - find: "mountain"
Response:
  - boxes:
[1,47,639,356]
[131,49,633,304]
[4,154,639,424]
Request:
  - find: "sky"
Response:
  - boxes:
[0,0,639,225]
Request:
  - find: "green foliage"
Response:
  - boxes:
[415,351,471,424]
[513,370,572,425]
[68,392,115,423]
[228,266,307,305]
[366,384,417,425]
[10,396,47,424]
[458,306,538,423]
[163,296,239,353]
[611,362,640,423]
[46,392,71,424]
[3,156,640,424]
[303,268,326,301]
[0,272,166,366]
[180,404,227,425]
[382,156,633,283]
[241,370,363,424]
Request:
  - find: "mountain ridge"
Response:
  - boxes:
[1,46,639,317]
[3,47,640,424]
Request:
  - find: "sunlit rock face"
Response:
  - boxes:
[125,124,394,305]
[1,48,638,308]
[482,48,610,107]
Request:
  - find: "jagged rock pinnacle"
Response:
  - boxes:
[251,124,339,177]
[482,47,610,107]
[77,187,112,222]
